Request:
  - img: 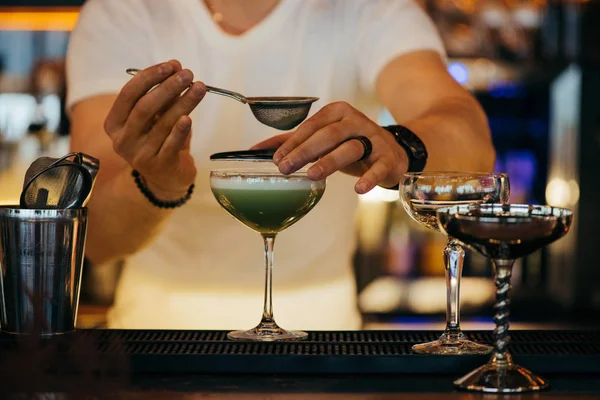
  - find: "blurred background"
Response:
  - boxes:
[0,0,598,330]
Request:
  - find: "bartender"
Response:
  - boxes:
[66,0,495,330]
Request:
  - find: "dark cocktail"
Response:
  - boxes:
[438,204,573,392]
[210,164,326,342]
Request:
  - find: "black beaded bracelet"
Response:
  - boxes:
[132,170,194,209]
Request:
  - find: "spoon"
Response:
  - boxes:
[126,68,319,130]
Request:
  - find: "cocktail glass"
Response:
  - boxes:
[210,161,326,341]
[437,204,573,392]
[400,172,510,355]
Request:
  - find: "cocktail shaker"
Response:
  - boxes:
[0,207,87,335]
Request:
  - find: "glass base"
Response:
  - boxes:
[227,325,308,342]
[454,362,549,393]
[412,331,492,355]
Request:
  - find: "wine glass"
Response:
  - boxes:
[438,204,573,392]
[210,157,326,341]
[400,172,510,355]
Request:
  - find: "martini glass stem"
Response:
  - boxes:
[454,257,549,391]
[260,234,276,326]
[443,238,465,340]
[491,259,516,368]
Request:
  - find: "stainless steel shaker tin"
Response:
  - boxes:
[0,207,88,335]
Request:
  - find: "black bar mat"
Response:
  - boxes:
[1,330,599,375]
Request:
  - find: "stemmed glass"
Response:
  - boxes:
[210,156,326,341]
[400,172,510,355]
[438,204,573,392]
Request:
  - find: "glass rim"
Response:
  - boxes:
[403,171,509,179]
[436,203,573,220]
[209,158,274,163]
[210,168,318,178]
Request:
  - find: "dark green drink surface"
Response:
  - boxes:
[211,183,325,235]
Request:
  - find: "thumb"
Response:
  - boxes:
[250,133,292,150]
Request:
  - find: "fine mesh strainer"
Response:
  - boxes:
[126,68,319,131]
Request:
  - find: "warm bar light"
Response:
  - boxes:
[0,8,80,31]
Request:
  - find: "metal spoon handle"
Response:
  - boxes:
[125,68,247,104]
[125,68,142,76]
[205,86,247,104]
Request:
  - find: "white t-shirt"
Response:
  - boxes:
[66,0,444,330]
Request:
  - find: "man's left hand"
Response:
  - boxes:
[251,101,408,194]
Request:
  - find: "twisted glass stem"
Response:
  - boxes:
[491,259,515,367]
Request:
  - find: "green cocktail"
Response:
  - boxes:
[211,174,325,235]
[210,166,326,342]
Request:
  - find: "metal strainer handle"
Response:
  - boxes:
[125,68,247,104]
[205,86,247,104]
[126,68,317,130]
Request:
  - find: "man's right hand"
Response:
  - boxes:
[104,60,206,200]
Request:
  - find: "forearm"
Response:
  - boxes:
[70,66,203,265]
[85,167,174,265]
[377,51,496,174]
[398,95,496,173]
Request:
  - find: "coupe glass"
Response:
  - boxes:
[400,172,510,355]
[438,204,573,392]
[210,161,326,341]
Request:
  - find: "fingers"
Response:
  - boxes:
[142,81,206,155]
[125,68,195,136]
[278,119,359,175]
[250,133,292,150]
[273,101,351,163]
[355,158,393,194]
[306,137,366,180]
[158,116,193,164]
[253,99,403,194]
[105,60,181,133]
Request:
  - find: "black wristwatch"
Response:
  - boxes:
[381,125,428,190]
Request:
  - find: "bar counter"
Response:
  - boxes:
[2,377,600,399]
[1,329,599,398]
[21,373,598,399]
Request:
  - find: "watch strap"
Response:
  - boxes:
[381,125,428,190]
